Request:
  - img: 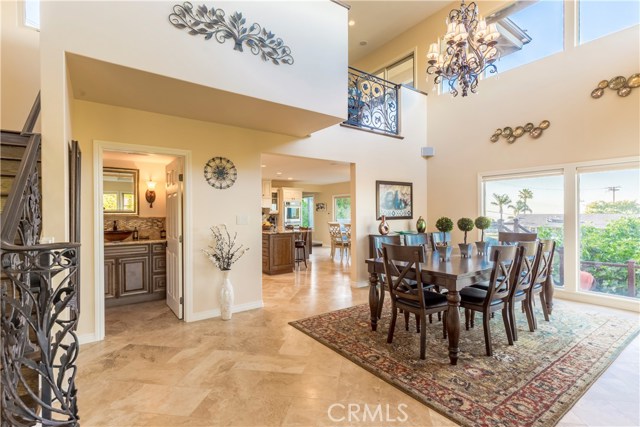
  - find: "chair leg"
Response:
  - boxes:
[428,314,433,324]
[483,312,493,356]
[415,313,420,333]
[302,247,307,268]
[502,307,513,345]
[470,311,476,328]
[442,310,448,339]
[404,310,410,331]
[387,307,398,344]
[377,285,385,319]
[540,291,550,321]
[509,301,518,342]
[523,297,535,332]
[528,296,538,331]
[464,308,470,330]
[438,312,442,322]
[419,313,427,360]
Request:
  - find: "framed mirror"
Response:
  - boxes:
[103,167,139,214]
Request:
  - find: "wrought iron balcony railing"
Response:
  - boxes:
[345,67,400,136]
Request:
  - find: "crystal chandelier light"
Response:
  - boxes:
[426,1,500,97]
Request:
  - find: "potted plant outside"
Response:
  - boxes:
[474,216,492,255]
[435,216,453,261]
[457,218,475,258]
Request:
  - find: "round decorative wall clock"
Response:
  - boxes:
[204,157,237,189]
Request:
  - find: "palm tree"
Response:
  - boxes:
[509,200,531,218]
[518,188,534,215]
[491,193,511,221]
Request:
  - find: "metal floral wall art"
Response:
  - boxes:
[169,2,294,65]
[591,73,639,99]
[490,120,551,144]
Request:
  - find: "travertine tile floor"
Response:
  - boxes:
[78,247,639,426]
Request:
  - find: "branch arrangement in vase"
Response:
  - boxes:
[202,224,249,270]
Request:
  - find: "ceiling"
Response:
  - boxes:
[347,1,450,63]
[66,53,341,138]
[261,153,350,185]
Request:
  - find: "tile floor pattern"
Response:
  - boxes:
[77,247,640,427]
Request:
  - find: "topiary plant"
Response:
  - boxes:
[457,218,474,244]
[435,217,454,245]
[474,216,492,242]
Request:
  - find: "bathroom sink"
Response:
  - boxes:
[104,230,133,242]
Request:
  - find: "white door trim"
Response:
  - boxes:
[93,140,193,342]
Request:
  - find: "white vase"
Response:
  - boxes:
[220,270,234,320]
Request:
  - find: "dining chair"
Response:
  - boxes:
[498,231,537,245]
[404,233,430,247]
[328,222,348,260]
[381,243,448,360]
[373,235,401,318]
[460,245,521,356]
[527,239,556,329]
[506,241,539,340]
[430,232,451,251]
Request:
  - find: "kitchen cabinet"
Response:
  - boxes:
[105,241,167,307]
[261,180,272,209]
[280,187,303,203]
[262,232,294,275]
[270,191,279,214]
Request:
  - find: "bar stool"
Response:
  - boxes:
[294,230,308,269]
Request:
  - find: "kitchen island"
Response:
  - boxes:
[262,230,312,275]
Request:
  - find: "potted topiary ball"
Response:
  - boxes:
[457,217,474,258]
[474,216,492,255]
[435,216,454,261]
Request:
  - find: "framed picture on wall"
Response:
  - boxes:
[376,181,413,220]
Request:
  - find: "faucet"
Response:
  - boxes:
[113,220,118,231]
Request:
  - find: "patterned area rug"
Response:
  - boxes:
[290,302,639,427]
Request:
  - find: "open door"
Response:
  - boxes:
[165,157,184,319]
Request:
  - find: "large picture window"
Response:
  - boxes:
[579,0,639,44]
[333,195,351,223]
[375,54,415,88]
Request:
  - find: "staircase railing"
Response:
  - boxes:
[344,67,400,136]
[1,93,81,426]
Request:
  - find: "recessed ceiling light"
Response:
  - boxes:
[360,41,368,46]
[348,20,355,26]
[276,172,283,175]
[261,164,267,168]
[287,177,293,180]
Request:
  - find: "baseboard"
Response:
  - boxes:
[189,300,264,322]
[77,332,100,345]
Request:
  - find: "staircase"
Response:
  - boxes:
[1,94,81,427]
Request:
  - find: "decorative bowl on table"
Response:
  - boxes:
[104,230,133,242]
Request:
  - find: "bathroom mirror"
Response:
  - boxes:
[103,167,139,214]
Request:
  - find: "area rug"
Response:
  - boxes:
[289,302,639,427]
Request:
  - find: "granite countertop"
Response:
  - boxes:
[105,239,167,246]
[262,230,312,235]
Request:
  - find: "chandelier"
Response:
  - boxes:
[426,1,500,97]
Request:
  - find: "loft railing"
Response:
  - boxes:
[1,93,81,426]
[344,67,400,136]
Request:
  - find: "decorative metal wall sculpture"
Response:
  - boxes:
[591,73,639,99]
[169,2,294,65]
[490,120,550,144]
[345,67,399,136]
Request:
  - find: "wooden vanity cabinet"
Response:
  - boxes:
[105,242,166,307]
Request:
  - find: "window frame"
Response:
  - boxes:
[478,156,640,312]
[373,52,416,88]
[332,194,351,223]
[23,0,40,31]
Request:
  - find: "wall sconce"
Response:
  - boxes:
[145,181,157,208]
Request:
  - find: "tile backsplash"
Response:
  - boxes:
[104,216,166,240]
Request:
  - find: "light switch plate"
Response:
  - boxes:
[236,215,248,225]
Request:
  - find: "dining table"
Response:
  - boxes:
[366,250,494,366]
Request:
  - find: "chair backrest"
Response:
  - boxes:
[509,241,539,298]
[381,244,427,308]
[328,222,342,240]
[531,239,556,287]
[498,232,537,245]
[404,233,429,247]
[343,223,352,241]
[430,232,451,251]
[374,235,401,257]
[485,245,521,304]
[295,230,308,244]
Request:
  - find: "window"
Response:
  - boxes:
[374,54,414,87]
[24,0,40,30]
[488,0,563,74]
[579,1,639,44]
[578,164,640,299]
[333,195,351,223]
[482,171,565,287]
[301,195,314,228]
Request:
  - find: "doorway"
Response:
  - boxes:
[94,141,192,340]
